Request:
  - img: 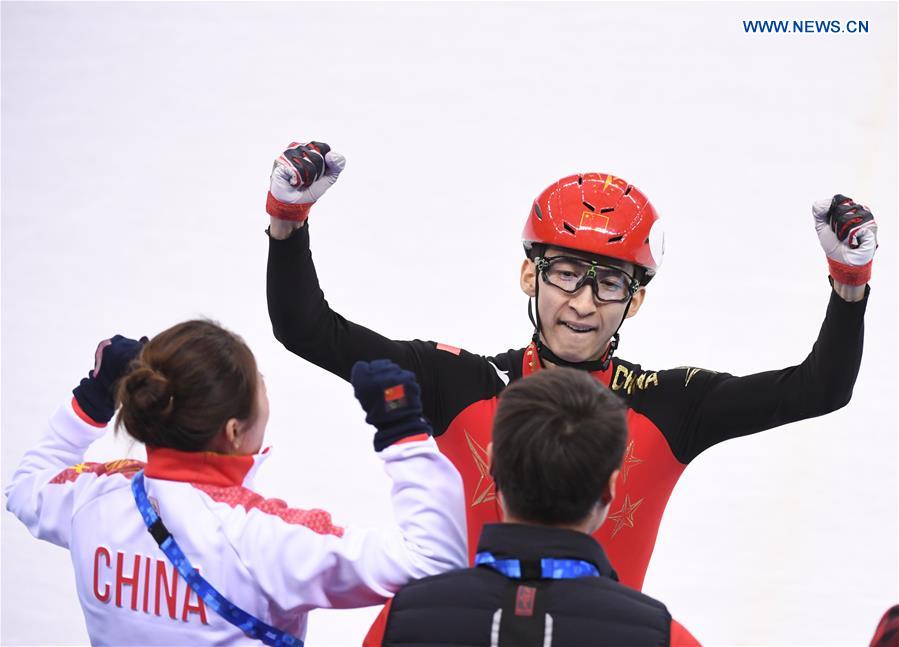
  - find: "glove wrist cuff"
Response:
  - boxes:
[72,382,113,425]
[827,257,872,286]
[266,192,313,222]
[71,396,108,428]
[373,418,432,452]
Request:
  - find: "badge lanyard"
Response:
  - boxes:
[475,551,600,579]
[132,470,303,647]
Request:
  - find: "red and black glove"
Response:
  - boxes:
[73,335,147,424]
[266,140,346,222]
[814,194,878,286]
[351,360,432,452]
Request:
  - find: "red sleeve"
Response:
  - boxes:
[362,600,393,647]
[670,618,701,647]
[870,604,899,647]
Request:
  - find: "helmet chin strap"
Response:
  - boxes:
[528,278,632,372]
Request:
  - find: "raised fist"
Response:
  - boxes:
[813,195,878,286]
[351,359,432,452]
[73,335,148,424]
[266,140,346,223]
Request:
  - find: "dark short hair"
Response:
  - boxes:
[491,367,627,525]
[115,320,258,452]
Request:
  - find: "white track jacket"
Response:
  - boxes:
[5,399,468,645]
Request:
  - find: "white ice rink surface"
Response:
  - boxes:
[2,2,896,645]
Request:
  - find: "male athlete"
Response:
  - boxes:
[264,141,876,590]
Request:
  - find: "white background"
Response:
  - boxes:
[2,2,896,645]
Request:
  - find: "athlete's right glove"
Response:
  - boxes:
[351,359,433,452]
[813,194,878,286]
[266,140,346,223]
[73,335,148,424]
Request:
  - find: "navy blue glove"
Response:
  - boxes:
[351,359,432,452]
[73,335,148,424]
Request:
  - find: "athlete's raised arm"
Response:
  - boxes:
[265,141,506,435]
[656,195,877,463]
[265,141,425,378]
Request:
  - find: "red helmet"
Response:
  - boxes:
[522,173,663,282]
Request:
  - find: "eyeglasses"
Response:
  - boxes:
[535,256,638,303]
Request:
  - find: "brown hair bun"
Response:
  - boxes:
[115,320,258,452]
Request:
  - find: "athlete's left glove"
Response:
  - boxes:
[813,194,878,286]
[73,335,148,424]
[351,359,433,452]
[266,140,346,223]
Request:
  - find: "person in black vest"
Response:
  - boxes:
[363,366,700,647]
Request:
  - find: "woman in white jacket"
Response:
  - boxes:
[5,320,467,646]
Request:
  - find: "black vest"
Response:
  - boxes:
[381,524,672,647]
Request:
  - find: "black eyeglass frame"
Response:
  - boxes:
[535,255,640,304]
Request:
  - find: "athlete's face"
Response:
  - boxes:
[519,247,646,364]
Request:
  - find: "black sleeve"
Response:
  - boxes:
[651,285,868,463]
[266,224,505,435]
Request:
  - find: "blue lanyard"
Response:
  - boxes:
[131,470,303,647]
[475,551,600,580]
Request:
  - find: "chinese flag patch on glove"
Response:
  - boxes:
[383,384,407,411]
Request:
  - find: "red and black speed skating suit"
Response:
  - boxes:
[267,225,867,590]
